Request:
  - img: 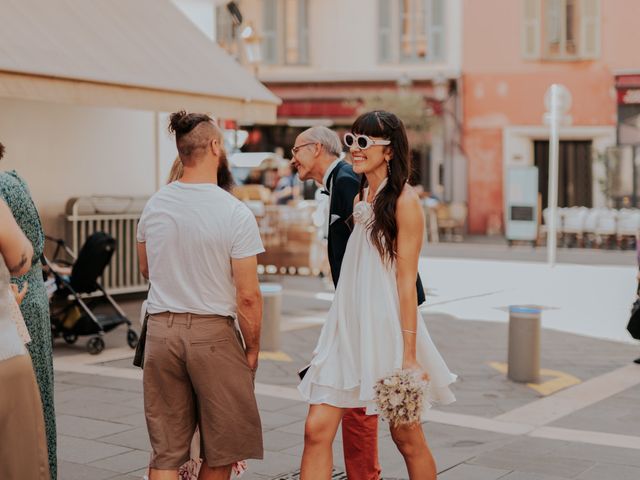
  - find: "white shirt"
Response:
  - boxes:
[322,158,342,193]
[137,182,264,316]
[321,158,342,238]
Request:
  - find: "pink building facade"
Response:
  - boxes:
[462,0,640,234]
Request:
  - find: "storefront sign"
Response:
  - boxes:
[618,88,640,105]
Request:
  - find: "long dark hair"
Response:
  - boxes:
[352,110,410,264]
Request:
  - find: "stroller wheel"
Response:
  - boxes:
[127,329,139,349]
[87,336,105,355]
[63,333,78,345]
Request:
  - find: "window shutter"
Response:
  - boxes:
[297,0,309,64]
[522,0,541,59]
[429,0,445,61]
[580,0,600,59]
[378,0,393,62]
[262,0,279,64]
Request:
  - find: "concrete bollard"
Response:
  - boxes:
[507,306,541,383]
[260,283,283,352]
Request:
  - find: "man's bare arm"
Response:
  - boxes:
[231,255,263,371]
[136,242,149,279]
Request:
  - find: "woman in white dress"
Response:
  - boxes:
[298,111,456,480]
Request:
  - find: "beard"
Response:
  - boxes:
[217,150,235,192]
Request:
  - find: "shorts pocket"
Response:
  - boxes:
[190,338,229,346]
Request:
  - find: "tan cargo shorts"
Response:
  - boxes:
[143,312,263,469]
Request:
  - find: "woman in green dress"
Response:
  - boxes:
[0,142,57,479]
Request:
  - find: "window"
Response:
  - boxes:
[262,0,309,65]
[216,5,235,53]
[378,0,445,64]
[522,0,600,60]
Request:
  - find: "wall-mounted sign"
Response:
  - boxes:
[616,74,640,145]
[618,88,640,105]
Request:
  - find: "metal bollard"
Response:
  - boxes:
[260,283,283,352]
[507,306,541,383]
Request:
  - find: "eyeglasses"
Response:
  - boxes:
[291,142,316,158]
[343,133,390,150]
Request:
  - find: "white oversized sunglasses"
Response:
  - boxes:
[343,133,390,150]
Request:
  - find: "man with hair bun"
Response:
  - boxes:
[137,111,264,480]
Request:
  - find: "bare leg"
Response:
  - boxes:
[390,423,436,480]
[300,404,345,480]
[198,463,232,480]
[149,469,178,480]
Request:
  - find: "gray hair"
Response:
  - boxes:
[300,126,342,157]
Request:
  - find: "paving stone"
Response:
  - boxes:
[56,398,140,421]
[275,419,306,436]
[276,402,311,418]
[518,456,595,478]
[552,441,640,468]
[263,430,304,452]
[57,373,143,392]
[498,473,568,480]
[469,450,540,471]
[113,412,148,427]
[98,426,151,450]
[247,452,300,477]
[438,464,511,480]
[57,460,118,480]
[58,435,131,464]
[260,410,302,431]
[257,394,302,413]
[57,414,135,440]
[577,463,640,480]
[55,385,140,404]
[552,384,640,436]
[89,449,151,474]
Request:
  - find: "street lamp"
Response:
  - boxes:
[543,84,572,267]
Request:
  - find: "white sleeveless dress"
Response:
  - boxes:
[298,185,456,414]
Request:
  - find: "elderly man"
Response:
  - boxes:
[137,111,264,480]
[290,126,426,480]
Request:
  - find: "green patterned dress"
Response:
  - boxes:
[0,170,57,480]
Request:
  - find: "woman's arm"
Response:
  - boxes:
[0,198,33,276]
[0,172,45,258]
[395,185,425,372]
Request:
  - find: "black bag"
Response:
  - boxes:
[133,311,148,368]
[627,298,640,340]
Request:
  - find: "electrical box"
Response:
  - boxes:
[506,167,539,243]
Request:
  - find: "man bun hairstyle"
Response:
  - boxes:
[168,110,234,190]
[168,110,213,137]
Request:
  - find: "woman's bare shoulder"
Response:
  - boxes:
[397,184,422,211]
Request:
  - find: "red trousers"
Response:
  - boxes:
[342,408,381,480]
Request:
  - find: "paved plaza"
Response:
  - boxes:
[53,246,640,479]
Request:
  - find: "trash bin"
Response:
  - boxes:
[260,283,283,352]
[507,306,541,383]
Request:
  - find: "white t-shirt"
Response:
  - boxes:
[137,182,264,316]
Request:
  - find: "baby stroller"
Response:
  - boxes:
[44,232,139,354]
